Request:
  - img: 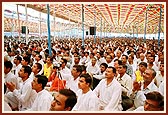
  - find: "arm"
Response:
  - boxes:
[104,84,122,111]
[13,83,33,103]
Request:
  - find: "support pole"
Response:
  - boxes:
[144,7,148,43]
[94,8,96,43]
[100,16,102,42]
[25,4,28,44]
[47,4,52,56]
[82,4,85,47]
[158,4,162,48]
[17,4,21,41]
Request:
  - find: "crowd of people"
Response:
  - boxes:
[3,36,164,112]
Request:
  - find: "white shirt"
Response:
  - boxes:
[158,81,164,96]
[4,72,20,94]
[106,61,114,67]
[29,72,35,81]
[96,58,106,66]
[154,71,164,87]
[93,71,105,80]
[72,89,99,111]
[12,78,37,110]
[79,56,87,65]
[84,56,90,66]
[134,106,144,111]
[60,66,72,82]
[12,63,22,77]
[4,101,12,111]
[93,78,123,111]
[149,64,159,72]
[133,81,158,108]
[66,77,80,93]
[86,63,99,75]
[30,89,53,111]
[116,73,133,93]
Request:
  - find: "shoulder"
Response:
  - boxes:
[134,106,144,111]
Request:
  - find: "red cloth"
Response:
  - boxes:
[50,76,66,92]
[48,72,56,82]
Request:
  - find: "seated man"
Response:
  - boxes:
[50,89,77,111]
[72,73,99,111]
[29,75,53,111]
[134,91,164,111]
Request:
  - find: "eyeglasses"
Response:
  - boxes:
[144,100,158,108]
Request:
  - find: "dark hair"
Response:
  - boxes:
[47,56,53,62]
[23,56,30,64]
[122,54,128,60]
[22,65,32,76]
[61,58,67,64]
[35,63,42,73]
[73,65,82,73]
[119,64,127,70]
[80,73,92,87]
[15,56,22,63]
[100,63,108,69]
[121,95,134,111]
[108,66,116,74]
[145,91,164,108]
[37,54,42,60]
[81,65,86,72]
[85,52,89,55]
[139,62,147,68]
[59,89,77,110]
[114,59,122,65]
[35,75,48,89]
[4,61,13,70]
[73,52,79,55]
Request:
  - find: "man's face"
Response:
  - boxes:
[159,63,164,72]
[18,67,25,78]
[71,67,78,78]
[144,99,161,111]
[118,65,126,74]
[32,64,39,73]
[78,77,88,90]
[143,69,154,83]
[105,68,114,79]
[121,56,127,64]
[50,93,68,111]
[31,77,40,91]
[105,55,112,63]
[139,65,146,72]
[91,58,97,65]
[100,65,106,73]
[21,59,27,66]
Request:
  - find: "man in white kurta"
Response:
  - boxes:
[117,64,133,94]
[4,71,20,94]
[72,74,99,111]
[29,75,53,111]
[93,67,123,111]
[128,68,158,109]
[6,66,37,111]
[66,65,82,93]
[86,57,100,75]
[30,89,53,111]
[72,89,99,111]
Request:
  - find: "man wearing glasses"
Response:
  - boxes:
[134,91,164,111]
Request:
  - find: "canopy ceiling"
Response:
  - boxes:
[4,3,165,35]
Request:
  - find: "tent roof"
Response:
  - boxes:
[4,3,165,34]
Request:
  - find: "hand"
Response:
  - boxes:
[6,82,16,92]
[132,81,141,92]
